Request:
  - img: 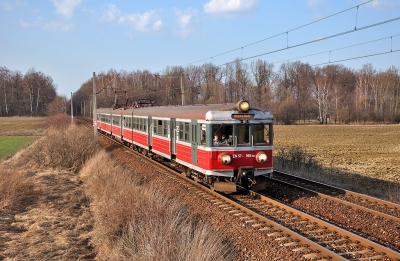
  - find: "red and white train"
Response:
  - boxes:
[96,100,273,192]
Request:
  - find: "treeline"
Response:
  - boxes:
[0,66,64,117]
[75,59,400,124]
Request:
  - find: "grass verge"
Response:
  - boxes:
[80,150,234,261]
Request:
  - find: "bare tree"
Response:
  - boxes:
[311,67,331,124]
[0,67,11,116]
[250,59,274,108]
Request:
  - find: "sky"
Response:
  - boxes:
[1,0,399,97]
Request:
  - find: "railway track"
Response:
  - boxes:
[232,191,400,260]
[271,170,400,222]
[79,119,400,260]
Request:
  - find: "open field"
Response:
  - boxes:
[274,125,400,183]
[0,136,38,159]
[0,117,46,136]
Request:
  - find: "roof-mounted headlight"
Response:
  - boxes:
[236,100,250,112]
[256,152,267,164]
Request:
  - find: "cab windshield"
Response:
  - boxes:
[212,123,271,147]
[253,123,271,146]
[212,124,233,146]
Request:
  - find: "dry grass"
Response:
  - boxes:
[21,124,97,172]
[0,121,95,260]
[274,125,400,202]
[45,114,72,130]
[0,167,34,210]
[0,117,46,136]
[80,150,234,261]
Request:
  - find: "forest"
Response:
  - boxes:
[1,59,400,124]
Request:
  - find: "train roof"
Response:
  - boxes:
[96,103,273,121]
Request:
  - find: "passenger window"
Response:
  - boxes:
[184,123,189,141]
[179,122,184,140]
[153,120,157,134]
[200,124,206,145]
[164,120,169,137]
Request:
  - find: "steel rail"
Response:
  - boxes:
[273,170,400,219]
[247,190,400,260]
[270,173,400,224]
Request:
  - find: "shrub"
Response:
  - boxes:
[81,150,234,261]
[45,114,72,130]
[23,124,97,172]
[274,146,320,171]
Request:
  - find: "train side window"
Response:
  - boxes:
[164,120,168,137]
[179,122,184,140]
[184,122,189,141]
[158,120,163,136]
[153,120,157,134]
[200,124,206,145]
[113,116,120,126]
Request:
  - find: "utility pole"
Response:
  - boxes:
[93,72,98,143]
[180,72,185,105]
[71,92,73,123]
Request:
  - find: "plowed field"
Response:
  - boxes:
[274,125,400,183]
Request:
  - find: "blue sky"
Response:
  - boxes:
[1,0,399,97]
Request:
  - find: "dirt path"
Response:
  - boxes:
[0,170,94,261]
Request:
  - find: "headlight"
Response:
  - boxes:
[237,100,250,112]
[218,153,232,165]
[256,152,267,163]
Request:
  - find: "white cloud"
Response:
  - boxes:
[102,4,164,33]
[174,8,197,38]
[203,0,259,15]
[52,0,82,18]
[43,21,73,31]
[19,19,30,28]
[2,1,29,11]
[102,4,121,22]
[307,0,324,8]
[367,0,400,8]
[1,1,13,11]
[20,19,73,32]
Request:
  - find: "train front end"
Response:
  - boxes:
[205,101,273,192]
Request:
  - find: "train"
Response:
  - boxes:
[95,100,274,193]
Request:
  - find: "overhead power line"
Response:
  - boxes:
[270,33,400,65]
[184,0,374,67]
[216,17,400,68]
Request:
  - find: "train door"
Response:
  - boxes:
[121,116,124,138]
[148,116,152,148]
[170,118,176,155]
[190,120,198,165]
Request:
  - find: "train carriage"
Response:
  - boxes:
[96,101,273,192]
